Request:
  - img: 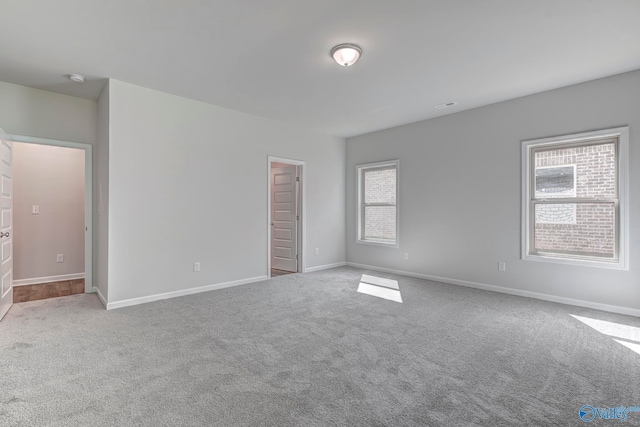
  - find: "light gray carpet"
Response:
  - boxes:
[1,266,639,426]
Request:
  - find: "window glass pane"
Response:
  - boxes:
[535,166,575,198]
[535,203,576,224]
[534,203,615,258]
[534,142,616,198]
[364,168,396,204]
[364,206,396,242]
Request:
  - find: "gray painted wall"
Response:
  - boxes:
[346,70,640,313]
[13,143,85,280]
[96,82,110,301]
[0,80,101,292]
[106,80,346,304]
[0,81,97,144]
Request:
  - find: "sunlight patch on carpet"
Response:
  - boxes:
[360,274,399,290]
[358,275,402,303]
[571,315,640,342]
[571,314,640,356]
[614,340,640,356]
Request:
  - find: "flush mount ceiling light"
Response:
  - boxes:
[330,43,362,67]
[68,74,85,83]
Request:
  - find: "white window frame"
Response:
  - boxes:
[521,127,629,270]
[357,160,399,247]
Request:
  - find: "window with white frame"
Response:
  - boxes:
[522,127,629,269]
[357,160,399,246]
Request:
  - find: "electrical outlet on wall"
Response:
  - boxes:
[32,205,39,215]
[498,262,506,272]
[404,253,409,260]
[315,248,319,256]
[56,254,64,263]
[193,262,201,272]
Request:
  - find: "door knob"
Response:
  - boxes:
[0,231,9,238]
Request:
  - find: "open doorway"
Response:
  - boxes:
[9,136,92,303]
[268,156,304,279]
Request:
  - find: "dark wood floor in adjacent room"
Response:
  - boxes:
[271,269,295,278]
[13,279,85,303]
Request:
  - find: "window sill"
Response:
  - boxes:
[522,253,627,271]
[357,239,399,248]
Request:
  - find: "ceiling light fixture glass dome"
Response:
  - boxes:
[330,43,362,67]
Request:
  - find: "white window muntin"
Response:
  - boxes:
[357,160,399,247]
[521,127,629,270]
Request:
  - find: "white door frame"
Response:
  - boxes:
[8,134,93,293]
[267,156,305,278]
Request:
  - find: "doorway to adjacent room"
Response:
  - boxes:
[10,135,92,304]
[268,156,304,278]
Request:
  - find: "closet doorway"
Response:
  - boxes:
[10,135,92,303]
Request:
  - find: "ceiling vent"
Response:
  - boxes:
[434,101,457,110]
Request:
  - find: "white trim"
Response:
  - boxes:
[267,156,306,279]
[521,126,629,270]
[356,159,399,248]
[13,273,85,287]
[94,287,107,308]
[8,134,90,151]
[106,275,268,310]
[8,134,94,291]
[346,262,640,318]
[304,262,346,273]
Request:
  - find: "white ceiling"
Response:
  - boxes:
[0,0,638,138]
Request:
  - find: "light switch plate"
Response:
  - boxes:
[32,205,39,214]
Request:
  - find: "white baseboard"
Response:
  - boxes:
[304,262,346,273]
[106,275,268,310]
[94,287,107,308]
[13,273,85,287]
[346,262,640,318]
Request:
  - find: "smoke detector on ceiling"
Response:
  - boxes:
[434,101,457,110]
[68,74,85,83]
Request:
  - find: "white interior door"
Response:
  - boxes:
[271,165,298,272]
[0,128,13,321]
